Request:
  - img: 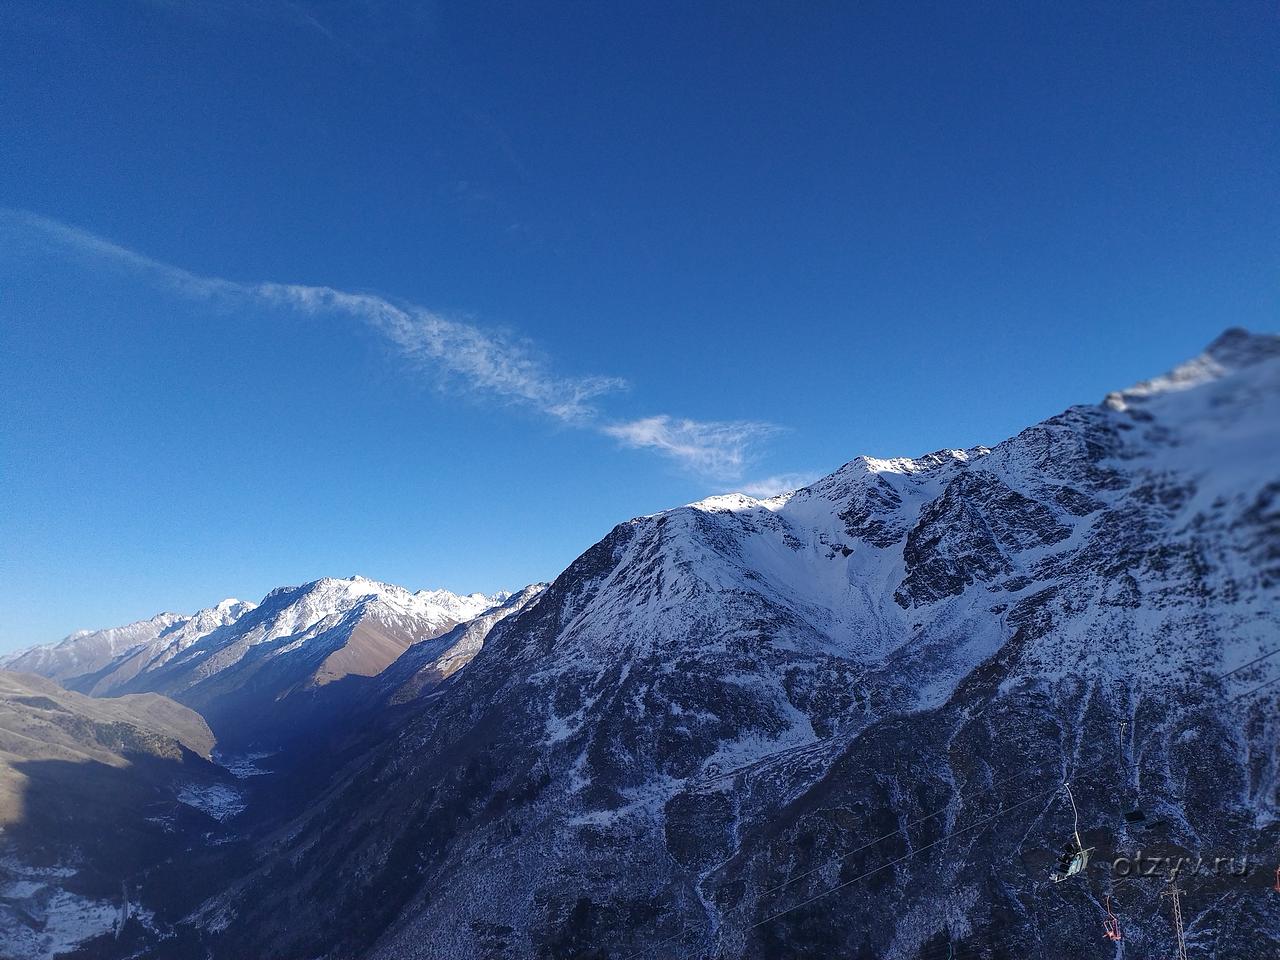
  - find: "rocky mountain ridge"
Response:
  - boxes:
[2,329,1276,960]
[5,577,511,750]
[190,328,1280,959]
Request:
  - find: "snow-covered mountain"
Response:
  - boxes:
[379,583,548,705]
[0,600,252,683]
[0,578,518,958]
[69,599,258,695]
[192,329,1279,960]
[9,577,508,749]
[242,583,553,784]
[4,330,1275,960]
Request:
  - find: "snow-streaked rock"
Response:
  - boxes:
[198,329,1280,960]
[0,599,255,691]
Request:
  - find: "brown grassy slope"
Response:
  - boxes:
[0,669,215,824]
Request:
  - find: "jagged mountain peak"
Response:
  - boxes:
[263,573,407,605]
[414,586,510,621]
[844,447,991,478]
[1203,324,1280,366]
[381,583,550,705]
[65,611,185,642]
[238,577,488,657]
[0,598,259,694]
[259,575,502,626]
[3,610,203,682]
[684,492,765,514]
[59,611,184,642]
[211,597,252,613]
[688,450,993,520]
[174,598,256,632]
[1106,326,1280,408]
[3,575,514,748]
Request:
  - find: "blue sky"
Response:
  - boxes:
[1,2,1277,649]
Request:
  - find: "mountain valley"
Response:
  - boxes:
[3,329,1278,960]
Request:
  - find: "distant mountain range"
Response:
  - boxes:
[1,328,1277,960]
[2,579,512,748]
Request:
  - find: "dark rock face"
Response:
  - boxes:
[896,473,1072,606]
[839,474,909,548]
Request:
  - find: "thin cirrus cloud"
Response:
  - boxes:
[0,208,783,481]
[256,283,626,425]
[601,416,780,481]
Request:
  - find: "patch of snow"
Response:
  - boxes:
[176,783,246,822]
[215,751,276,779]
[0,855,151,960]
[0,889,119,960]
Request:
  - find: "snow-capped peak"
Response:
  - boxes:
[413,587,508,624]
[1106,327,1280,408]
[834,448,990,480]
[2,576,510,700]
[181,598,257,632]
[0,604,240,684]
[685,493,764,514]
[261,576,505,632]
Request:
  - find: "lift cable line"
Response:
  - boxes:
[1234,673,1280,701]
[1066,782,1083,852]
[739,790,1049,935]
[745,758,1059,907]
[1215,645,1280,681]
[620,648,1280,959]
[705,672,1279,957]
[629,657,1280,959]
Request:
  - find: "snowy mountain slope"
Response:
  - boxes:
[7,577,508,750]
[380,582,548,705]
[69,599,258,696]
[99,576,505,747]
[189,329,1280,960]
[221,583,549,763]
[0,603,251,684]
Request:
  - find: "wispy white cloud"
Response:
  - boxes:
[1,208,789,479]
[1,209,623,424]
[736,473,820,498]
[256,284,625,423]
[0,209,236,299]
[602,416,778,479]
